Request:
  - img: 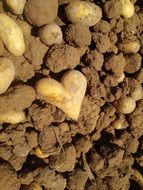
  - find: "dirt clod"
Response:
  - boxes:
[46,44,81,73]
[0,162,20,190]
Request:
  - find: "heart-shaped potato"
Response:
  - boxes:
[35,70,87,120]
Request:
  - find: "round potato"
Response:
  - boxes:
[39,23,63,46]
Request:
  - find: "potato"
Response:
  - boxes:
[21,183,42,190]
[65,1,102,27]
[6,0,26,14]
[0,57,15,94]
[0,37,5,56]
[39,23,63,46]
[36,70,87,120]
[0,110,25,124]
[111,114,128,130]
[112,119,124,130]
[116,73,125,83]
[120,0,134,19]
[115,97,136,114]
[0,14,25,56]
[35,147,49,159]
[118,40,140,53]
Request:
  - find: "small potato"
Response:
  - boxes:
[0,14,25,56]
[115,97,136,114]
[65,1,102,27]
[0,57,15,94]
[118,40,140,53]
[39,23,63,46]
[112,119,124,130]
[111,114,128,130]
[6,0,26,14]
[0,110,25,124]
[35,147,49,159]
[36,70,87,120]
[116,73,125,83]
[120,0,134,19]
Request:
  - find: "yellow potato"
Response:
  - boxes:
[36,70,87,120]
[120,0,134,19]
[6,0,26,14]
[39,22,63,46]
[0,57,15,94]
[0,14,25,56]
[65,1,102,27]
[118,40,140,53]
[116,73,125,83]
[0,38,5,56]
[35,147,49,159]
[115,97,136,114]
[0,110,25,124]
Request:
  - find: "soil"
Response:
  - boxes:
[0,0,143,190]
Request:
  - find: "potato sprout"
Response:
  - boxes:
[35,147,49,159]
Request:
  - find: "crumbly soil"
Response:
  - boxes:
[0,0,143,190]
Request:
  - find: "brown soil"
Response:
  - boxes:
[0,0,143,190]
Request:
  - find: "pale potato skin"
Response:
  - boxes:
[39,23,63,46]
[116,97,136,114]
[0,57,15,94]
[112,119,124,130]
[0,110,25,124]
[116,73,125,83]
[0,14,25,56]
[36,70,87,120]
[120,0,134,19]
[0,38,5,56]
[65,1,102,27]
[118,40,140,53]
[6,0,26,14]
